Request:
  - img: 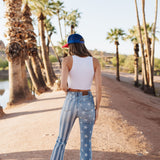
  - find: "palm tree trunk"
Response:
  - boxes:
[115,41,120,81]
[135,0,148,89]
[38,12,55,86]
[134,43,139,87]
[151,0,158,95]
[5,0,33,106]
[57,11,63,41]
[142,0,153,94]
[71,24,75,34]
[45,27,62,68]
[25,57,47,94]
[8,58,25,105]
[21,57,33,99]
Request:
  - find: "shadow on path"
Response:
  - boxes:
[34,96,66,102]
[0,149,159,160]
[1,107,62,120]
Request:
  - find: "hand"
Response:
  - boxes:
[94,108,99,124]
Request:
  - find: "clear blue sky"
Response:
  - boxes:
[0,0,160,58]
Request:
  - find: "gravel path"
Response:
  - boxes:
[0,70,160,160]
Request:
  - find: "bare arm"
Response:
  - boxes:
[60,57,69,92]
[93,58,102,110]
[93,58,102,124]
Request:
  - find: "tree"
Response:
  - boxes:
[62,10,68,38]
[27,0,56,86]
[125,26,140,86]
[22,2,49,94]
[106,28,126,81]
[66,9,81,34]
[135,0,158,95]
[45,18,62,68]
[4,0,33,106]
[48,0,64,41]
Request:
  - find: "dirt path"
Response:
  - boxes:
[0,71,160,160]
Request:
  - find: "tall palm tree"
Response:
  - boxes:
[106,28,126,81]
[125,26,140,87]
[48,0,64,41]
[44,18,56,56]
[4,0,33,106]
[62,10,68,38]
[66,9,81,34]
[27,0,56,86]
[22,2,48,94]
[135,0,148,90]
[151,0,158,94]
[135,0,158,95]
[45,18,62,68]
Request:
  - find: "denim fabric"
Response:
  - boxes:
[50,91,95,160]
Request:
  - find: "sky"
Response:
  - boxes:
[0,0,160,58]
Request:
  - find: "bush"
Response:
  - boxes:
[0,58,8,69]
[49,55,58,63]
[123,55,134,73]
[154,58,160,70]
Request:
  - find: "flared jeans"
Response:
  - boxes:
[50,91,95,160]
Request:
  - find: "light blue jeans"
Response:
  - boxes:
[50,91,95,160]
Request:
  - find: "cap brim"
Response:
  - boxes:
[62,43,69,48]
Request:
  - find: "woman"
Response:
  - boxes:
[50,33,101,160]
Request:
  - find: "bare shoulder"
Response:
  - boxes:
[62,56,73,70]
[63,55,72,62]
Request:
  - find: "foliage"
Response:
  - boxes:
[154,58,160,70]
[110,54,143,73]
[106,28,126,43]
[49,55,58,63]
[66,9,81,28]
[123,55,135,73]
[55,39,68,57]
[0,58,8,69]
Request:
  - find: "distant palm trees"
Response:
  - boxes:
[134,0,158,95]
[106,28,126,81]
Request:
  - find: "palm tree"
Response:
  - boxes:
[135,0,148,91]
[62,10,68,38]
[48,0,64,41]
[4,0,34,106]
[125,26,140,87]
[66,9,81,34]
[106,28,126,81]
[135,0,158,95]
[27,0,56,86]
[151,0,158,95]
[45,18,62,68]
[22,2,48,94]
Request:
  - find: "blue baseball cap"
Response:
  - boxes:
[62,34,84,48]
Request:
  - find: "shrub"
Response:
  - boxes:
[0,58,8,69]
[49,55,58,63]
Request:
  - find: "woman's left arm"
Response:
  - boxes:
[60,57,69,92]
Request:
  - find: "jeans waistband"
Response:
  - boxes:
[67,91,92,97]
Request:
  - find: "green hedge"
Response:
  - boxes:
[0,58,8,69]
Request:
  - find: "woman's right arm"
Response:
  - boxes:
[93,58,102,123]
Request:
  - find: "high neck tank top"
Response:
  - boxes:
[67,55,94,90]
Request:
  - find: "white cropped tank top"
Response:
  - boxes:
[68,55,94,90]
